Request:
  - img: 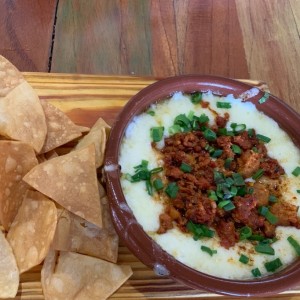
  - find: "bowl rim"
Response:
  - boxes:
[104,74,300,297]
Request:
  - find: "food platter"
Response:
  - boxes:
[1,72,294,299]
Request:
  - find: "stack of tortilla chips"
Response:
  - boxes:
[0,56,132,299]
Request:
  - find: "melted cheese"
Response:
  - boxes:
[119,92,300,280]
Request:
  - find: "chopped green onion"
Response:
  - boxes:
[256,134,271,143]
[150,167,163,174]
[146,180,153,196]
[218,200,231,208]
[180,162,192,173]
[217,128,234,136]
[252,146,259,153]
[168,124,182,135]
[258,206,278,225]
[217,102,232,109]
[231,144,242,154]
[214,171,226,184]
[150,126,164,142]
[287,236,300,256]
[258,206,269,216]
[205,144,215,154]
[153,178,164,191]
[203,128,217,141]
[208,190,218,201]
[292,166,300,177]
[255,243,275,255]
[268,195,277,203]
[237,186,247,196]
[247,187,254,194]
[251,268,262,277]
[265,258,282,272]
[223,201,235,211]
[297,190,300,194]
[224,158,233,169]
[174,114,190,128]
[146,110,155,116]
[186,221,215,240]
[239,226,252,240]
[187,111,194,121]
[231,123,246,133]
[252,169,264,180]
[258,92,269,104]
[248,128,254,137]
[230,186,238,196]
[239,254,249,264]
[191,92,202,104]
[201,245,217,256]
[211,149,223,158]
[165,182,179,198]
[248,234,265,241]
[232,173,245,186]
[197,113,209,123]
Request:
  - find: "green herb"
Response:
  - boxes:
[265,258,282,272]
[232,173,245,186]
[168,124,182,135]
[146,110,155,116]
[252,168,264,180]
[203,128,217,141]
[187,111,194,121]
[165,182,179,198]
[197,113,209,124]
[218,200,231,209]
[292,166,300,177]
[258,206,278,225]
[150,126,164,142]
[251,268,262,277]
[248,128,254,137]
[258,92,270,104]
[201,245,217,256]
[231,144,242,154]
[239,254,249,264]
[146,180,153,196]
[287,236,300,256]
[216,102,232,109]
[247,187,254,194]
[255,243,275,255]
[211,149,223,158]
[248,234,265,241]
[214,171,226,184]
[252,146,259,153]
[224,158,233,169]
[268,195,277,203]
[230,185,238,196]
[150,167,163,174]
[208,190,218,201]
[153,178,164,191]
[191,92,202,104]
[256,134,271,143]
[174,114,191,131]
[239,226,252,240]
[180,162,192,173]
[223,201,235,211]
[237,186,247,196]
[217,128,234,136]
[186,221,215,240]
[231,123,246,133]
[205,144,215,154]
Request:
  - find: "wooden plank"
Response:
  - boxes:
[235,0,300,112]
[51,0,248,78]
[0,0,57,71]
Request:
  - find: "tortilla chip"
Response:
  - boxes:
[75,118,110,168]
[0,141,38,230]
[40,101,82,153]
[0,55,24,97]
[41,250,132,300]
[77,125,90,133]
[7,190,57,273]
[0,80,47,152]
[23,144,102,227]
[0,230,19,298]
[52,195,118,262]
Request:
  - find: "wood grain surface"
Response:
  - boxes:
[7,72,297,300]
[0,0,57,72]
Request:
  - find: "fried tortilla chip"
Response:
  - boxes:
[0,141,38,230]
[52,195,118,262]
[76,125,90,133]
[23,144,102,227]
[75,118,110,168]
[0,230,19,298]
[42,250,132,300]
[0,55,24,97]
[0,80,47,152]
[40,101,82,153]
[7,191,57,273]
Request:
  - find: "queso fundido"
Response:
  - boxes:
[119,91,300,280]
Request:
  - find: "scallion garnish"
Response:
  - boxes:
[251,268,261,277]
[186,221,215,240]
[287,236,300,256]
[265,258,282,272]
[218,200,231,208]
[153,178,164,191]
[292,166,300,177]
[168,124,182,135]
[239,254,249,264]
[239,226,252,240]
[221,201,235,211]
[252,146,259,153]
[248,128,254,137]
[248,234,265,241]
[247,187,254,194]
[165,182,179,198]
[147,110,155,116]
[256,134,271,143]
[232,173,245,186]
[217,102,232,109]
[203,128,217,141]
[224,158,233,169]
[231,144,242,154]
[208,190,218,201]
[211,149,223,158]
[217,128,234,136]
[231,123,246,133]
[201,245,217,256]
[180,162,192,173]
[252,169,264,180]
[197,113,209,123]
[258,92,269,104]
[174,114,191,130]
[150,126,164,142]
[150,167,163,174]
[191,92,202,104]
[258,206,278,225]
[255,243,275,255]
[268,195,277,203]
[146,180,153,196]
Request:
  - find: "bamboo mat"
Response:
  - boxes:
[9,73,300,300]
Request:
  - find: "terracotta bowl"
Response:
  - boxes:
[104,75,300,297]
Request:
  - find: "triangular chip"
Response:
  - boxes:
[40,101,82,153]
[77,125,90,133]
[75,118,110,168]
[0,80,47,152]
[41,251,132,300]
[7,190,57,273]
[23,144,102,227]
[52,195,118,262]
[0,55,24,97]
[0,230,19,298]
[0,141,38,230]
